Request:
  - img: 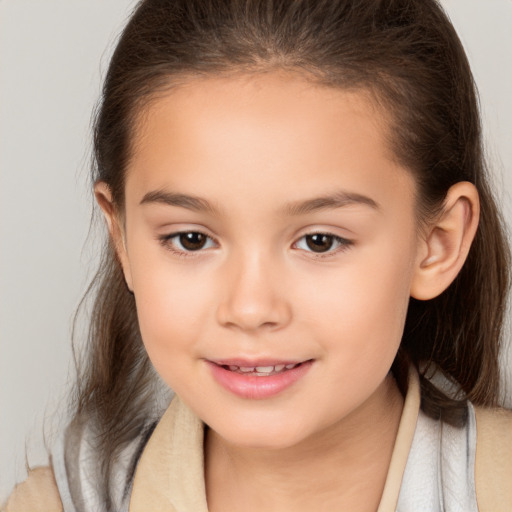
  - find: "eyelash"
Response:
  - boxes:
[158,231,217,257]
[293,233,353,258]
[158,231,354,258]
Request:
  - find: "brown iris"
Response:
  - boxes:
[179,232,208,251]
[305,234,336,253]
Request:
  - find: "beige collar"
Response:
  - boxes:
[130,369,420,512]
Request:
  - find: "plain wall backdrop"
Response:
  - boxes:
[1,0,511,501]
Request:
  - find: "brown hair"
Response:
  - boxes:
[71,0,510,504]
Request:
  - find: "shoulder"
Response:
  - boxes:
[1,467,63,512]
[474,405,512,511]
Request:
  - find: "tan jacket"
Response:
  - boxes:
[3,371,512,511]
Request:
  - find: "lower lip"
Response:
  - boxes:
[207,361,313,400]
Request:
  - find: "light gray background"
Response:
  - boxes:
[1,0,511,501]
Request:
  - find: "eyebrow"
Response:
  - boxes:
[140,189,379,215]
[140,190,216,213]
[284,191,379,215]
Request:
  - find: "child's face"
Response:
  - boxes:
[118,73,422,448]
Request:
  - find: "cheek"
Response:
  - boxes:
[135,276,202,331]
[299,235,415,358]
[133,279,208,390]
[348,258,411,338]
[127,248,213,369]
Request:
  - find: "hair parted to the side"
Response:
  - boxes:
[71,0,510,504]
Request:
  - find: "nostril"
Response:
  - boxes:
[215,274,292,331]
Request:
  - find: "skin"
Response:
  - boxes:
[96,72,479,511]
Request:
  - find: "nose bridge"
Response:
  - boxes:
[217,244,291,331]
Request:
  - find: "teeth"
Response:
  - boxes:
[224,363,299,375]
[255,366,274,373]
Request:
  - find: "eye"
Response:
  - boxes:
[160,231,216,253]
[295,233,352,254]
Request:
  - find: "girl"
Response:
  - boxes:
[4,0,511,511]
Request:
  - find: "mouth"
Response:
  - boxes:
[217,362,304,376]
[207,359,313,399]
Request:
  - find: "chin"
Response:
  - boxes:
[208,416,313,451]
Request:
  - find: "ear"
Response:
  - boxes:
[410,181,479,300]
[94,181,134,292]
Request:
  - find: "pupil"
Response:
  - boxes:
[180,232,206,251]
[306,234,333,253]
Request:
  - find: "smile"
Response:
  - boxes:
[222,363,300,376]
[207,360,313,399]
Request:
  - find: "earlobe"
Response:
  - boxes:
[94,181,134,292]
[410,182,480,300]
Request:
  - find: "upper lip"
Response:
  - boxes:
[209,358,310,367]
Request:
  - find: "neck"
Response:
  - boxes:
[205,373,404,512]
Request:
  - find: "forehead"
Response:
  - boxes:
[125,72,413,212]
[132,72,390,157]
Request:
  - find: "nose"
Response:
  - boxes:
[216,250,292,333]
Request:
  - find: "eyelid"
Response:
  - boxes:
[158,229,218,255]
[156,227,353,258]
[293,231,354,257]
